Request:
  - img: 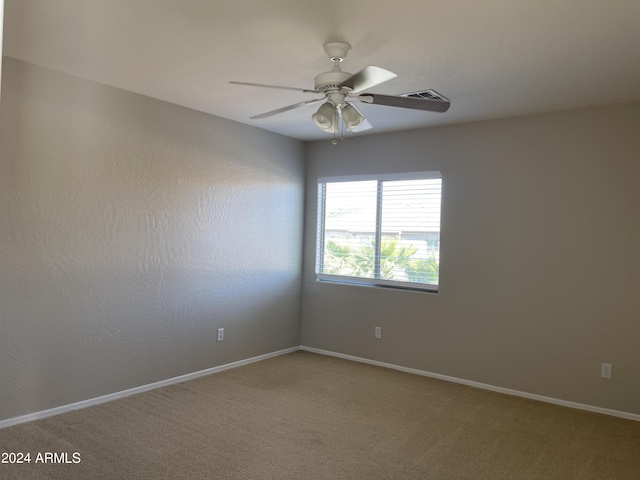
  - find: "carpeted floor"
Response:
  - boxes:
[1,351,639,479]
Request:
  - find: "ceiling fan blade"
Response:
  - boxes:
[250,98,325,120]
[357,93,450,113]
[339,66,398,94]
[229,81,318,94]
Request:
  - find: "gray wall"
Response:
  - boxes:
[301,103,640,415]
[2,53,639,422]
[0,57,305,422]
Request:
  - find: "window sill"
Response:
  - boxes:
[316,274,439,294]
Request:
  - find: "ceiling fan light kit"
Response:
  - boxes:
[230,42,451,140]
[340,103,365,131]
[312,102,338,132]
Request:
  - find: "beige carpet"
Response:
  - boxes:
[1,351,639,479]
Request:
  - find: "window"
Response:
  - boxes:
[316,172,442,292]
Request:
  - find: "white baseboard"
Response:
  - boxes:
[300,346,640,423]
[4,344,637,430]
[0,346,301,430]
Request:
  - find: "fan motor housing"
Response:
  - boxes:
[314,70,353,93]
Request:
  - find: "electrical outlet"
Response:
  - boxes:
[375,326,382,339]
[601,363,612,379]
[217,328,224,342]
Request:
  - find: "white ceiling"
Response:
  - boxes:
[4,0,640,141]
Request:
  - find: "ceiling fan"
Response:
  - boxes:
[229,43,450,138]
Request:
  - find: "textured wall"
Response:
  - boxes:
[0,57,305,421]
[0,1,3,92]
[302,103,640,415]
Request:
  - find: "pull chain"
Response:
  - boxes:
[332,105,339,145]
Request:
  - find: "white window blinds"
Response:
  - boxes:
[317,172,442,292]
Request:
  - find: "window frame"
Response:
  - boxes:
[315,171,442,293]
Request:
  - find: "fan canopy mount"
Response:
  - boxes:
[322,42,351,63]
